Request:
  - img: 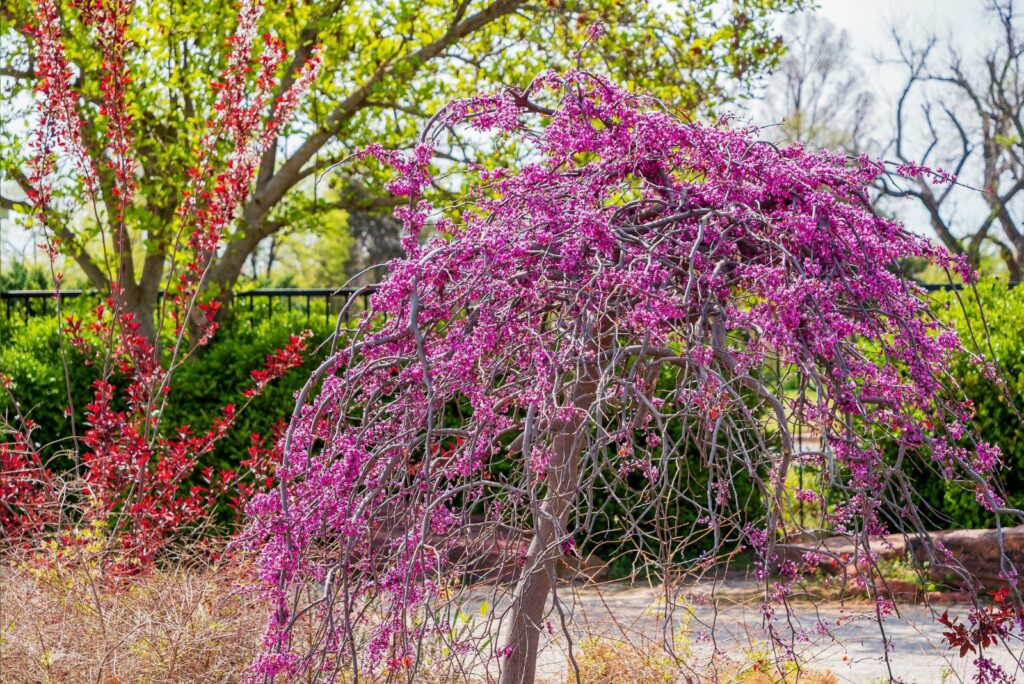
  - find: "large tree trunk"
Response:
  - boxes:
[125,295,159,344]
[198,211,280,335]
[109,279,159,344]
[500,365,598,684]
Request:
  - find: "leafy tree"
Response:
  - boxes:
[242,214,352,287]
[0,258,50,290]
[0,0,317,566]
[0,0,802,338]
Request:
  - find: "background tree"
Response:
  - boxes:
[240,206,352,287]
[241,211,397,287]
[0,0,803,338]
[756,13,874,152]
[339,212,404,285]
[0,259,50,290]
[881,0,1024,280]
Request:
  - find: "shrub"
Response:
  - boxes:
[0,309,335,544]
[1,313,100,463]
[1,0,321,568]
[158,313,335,475]
[914,281,1024,528]
[1,311,331,474]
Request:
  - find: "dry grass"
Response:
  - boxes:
[0,555,464,684]
[723,670,838,684]
[0,559,264,683]
[564,636,839,684]
[1,558,840,684]
[564,637,678,684]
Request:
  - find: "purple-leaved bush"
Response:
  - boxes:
[244,70,1018,683]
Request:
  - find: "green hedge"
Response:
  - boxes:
[915,281,1024,528]
[4,281,1020,540]
[160,317,335,473]
[1,312,101,461]
[1,307,768,576]
[0,308,333,474]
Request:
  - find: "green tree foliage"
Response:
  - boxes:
[0,0,801,331]
[0,258,50,290]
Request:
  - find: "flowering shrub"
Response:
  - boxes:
[245,70,1017,683]
[0,0,319,569]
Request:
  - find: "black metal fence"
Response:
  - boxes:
[234,287,377,327]
[919,281,1021,291]
[1,281,1018,326]
[0,287,377,326]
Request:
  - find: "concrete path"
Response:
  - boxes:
[467,581,1024,683]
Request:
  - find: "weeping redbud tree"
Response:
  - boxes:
[245,68,1021,682]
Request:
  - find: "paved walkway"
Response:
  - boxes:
[467,581,1023,683]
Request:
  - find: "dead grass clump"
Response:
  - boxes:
[727,670,838,684]
[564,636,839,684]
[0,557,482,684]
[564,637,678,683]
[0,559,264,683]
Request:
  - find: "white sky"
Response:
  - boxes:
[811,0,1002,241]
[817,0,988,48]
[817,0,1002,107]
[789,0,997,109]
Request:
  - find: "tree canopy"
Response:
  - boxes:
[0,0,802,335]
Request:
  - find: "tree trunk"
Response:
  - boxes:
[127,297,159,344]
[113,283,159,344]
[1009,242,1024,283]
[500,366,598,684]
[1009,257,1023,284]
